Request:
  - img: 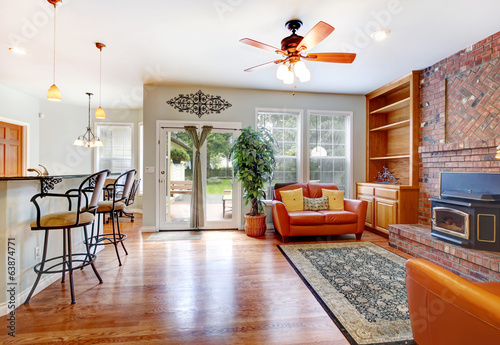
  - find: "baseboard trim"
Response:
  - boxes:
[141,226,157,233]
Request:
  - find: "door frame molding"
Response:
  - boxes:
[155,120,242,230]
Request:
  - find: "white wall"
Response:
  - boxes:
[142,84,366,230]
[0,83,40,173]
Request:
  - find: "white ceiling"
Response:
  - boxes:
[1,0,500,109]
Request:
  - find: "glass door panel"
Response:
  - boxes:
[203,131,238,229]
[159,127,193,229]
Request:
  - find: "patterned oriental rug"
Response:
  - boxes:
[278,242,416,345]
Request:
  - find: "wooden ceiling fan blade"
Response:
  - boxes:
[304,53,356,63]
[297,21,335,52]
[239,38,286,55]
[244,60,283,72]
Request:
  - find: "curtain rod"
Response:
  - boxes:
[160,126,240,131]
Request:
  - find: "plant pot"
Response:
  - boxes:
[244,213,267,237]
[172,159,181,164]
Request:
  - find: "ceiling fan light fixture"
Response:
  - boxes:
[283,67,295,84]
[298,68,311,82]
[371,28,391,41]
[276,64,288,80]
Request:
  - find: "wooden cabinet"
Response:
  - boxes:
[358,71,421,235]
[365,71,420,187]
[357,183,418,234]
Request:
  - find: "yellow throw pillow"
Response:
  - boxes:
[322,189,344,211]
[280,188,304,212]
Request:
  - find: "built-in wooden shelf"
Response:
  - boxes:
[370,120,410,132]
[370,154,410,160]
[370,97,411,114]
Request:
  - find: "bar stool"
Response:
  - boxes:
[87,169,136,266]
[24,169,110,305]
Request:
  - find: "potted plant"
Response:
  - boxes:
[170,146,190,164]
[230,126,276,237]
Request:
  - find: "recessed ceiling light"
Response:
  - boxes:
[371,29,391,41]
[9,47,26,55]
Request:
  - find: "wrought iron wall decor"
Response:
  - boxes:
[373,166,400,184]
[166,90,232,118]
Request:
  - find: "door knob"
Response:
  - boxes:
[161,170,165,174]
[160,179,165,183]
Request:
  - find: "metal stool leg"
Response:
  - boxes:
[61,229,67,283]
[110,212,123,266]
[66,228,76,304]
[24,230,50,304]
[115,211,128,256]
[82,225,102,284]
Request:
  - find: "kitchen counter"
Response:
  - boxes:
[0,174,97,315]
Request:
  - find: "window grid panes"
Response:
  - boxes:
[96,124,133,174]
[309,113,348,192]
[257,111,299,185]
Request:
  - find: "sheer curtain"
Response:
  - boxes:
[185,125,213,228]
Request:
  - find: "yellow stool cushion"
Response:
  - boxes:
[96,200,126,213]
[30,211,95,229]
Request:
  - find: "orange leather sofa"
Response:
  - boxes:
[406,258,500,345]
[272,183,367,242]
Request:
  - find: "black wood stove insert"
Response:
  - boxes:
[430,172,500,252]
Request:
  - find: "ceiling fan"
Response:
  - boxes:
[240,19,356,84]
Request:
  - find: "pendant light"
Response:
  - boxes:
[73,93,103,147]
[94,42,106,118]
[47,0,62,101]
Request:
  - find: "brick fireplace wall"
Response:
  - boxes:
[418,31,500,225]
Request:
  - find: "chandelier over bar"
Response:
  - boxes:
[73,93,103,147]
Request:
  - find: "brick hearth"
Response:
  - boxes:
[388,224,500,282]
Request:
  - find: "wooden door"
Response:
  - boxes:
[374,198,398,234]
[0,121,23,177]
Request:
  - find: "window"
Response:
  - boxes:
[309,111,351,194]
[256,109,301,185]
[138,122,143,194]
[95,123,133,174]
[256,109,352,197]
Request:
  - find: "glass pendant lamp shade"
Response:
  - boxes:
[73,137,84,146]
[283,67,295,84]
[276,64,288,80]
[95,42,106,119]
[47,0,62,101]
[95,106,106,119]
[298,67,311,82]
[47,84,62,101]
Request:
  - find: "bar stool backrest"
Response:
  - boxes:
[81,169,110,212]
[113,169,137,204]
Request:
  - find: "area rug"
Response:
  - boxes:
[278,242,415,345]
[146,231,202,241]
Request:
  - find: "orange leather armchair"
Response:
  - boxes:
[406,258,500,345]
[272,183,367,242]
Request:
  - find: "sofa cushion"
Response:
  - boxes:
[318,210,357,224]
[274,183,309,201]
[280,188,304,211]
[322,189,345,211]
[303,196,329,211]
[308,183,339,198]
[289,211,325,225]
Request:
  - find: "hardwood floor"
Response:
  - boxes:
[2,216,413,344]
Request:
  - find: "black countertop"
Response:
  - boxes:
[0,174,89,181]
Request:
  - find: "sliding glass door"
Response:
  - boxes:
[158,121,241,230]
